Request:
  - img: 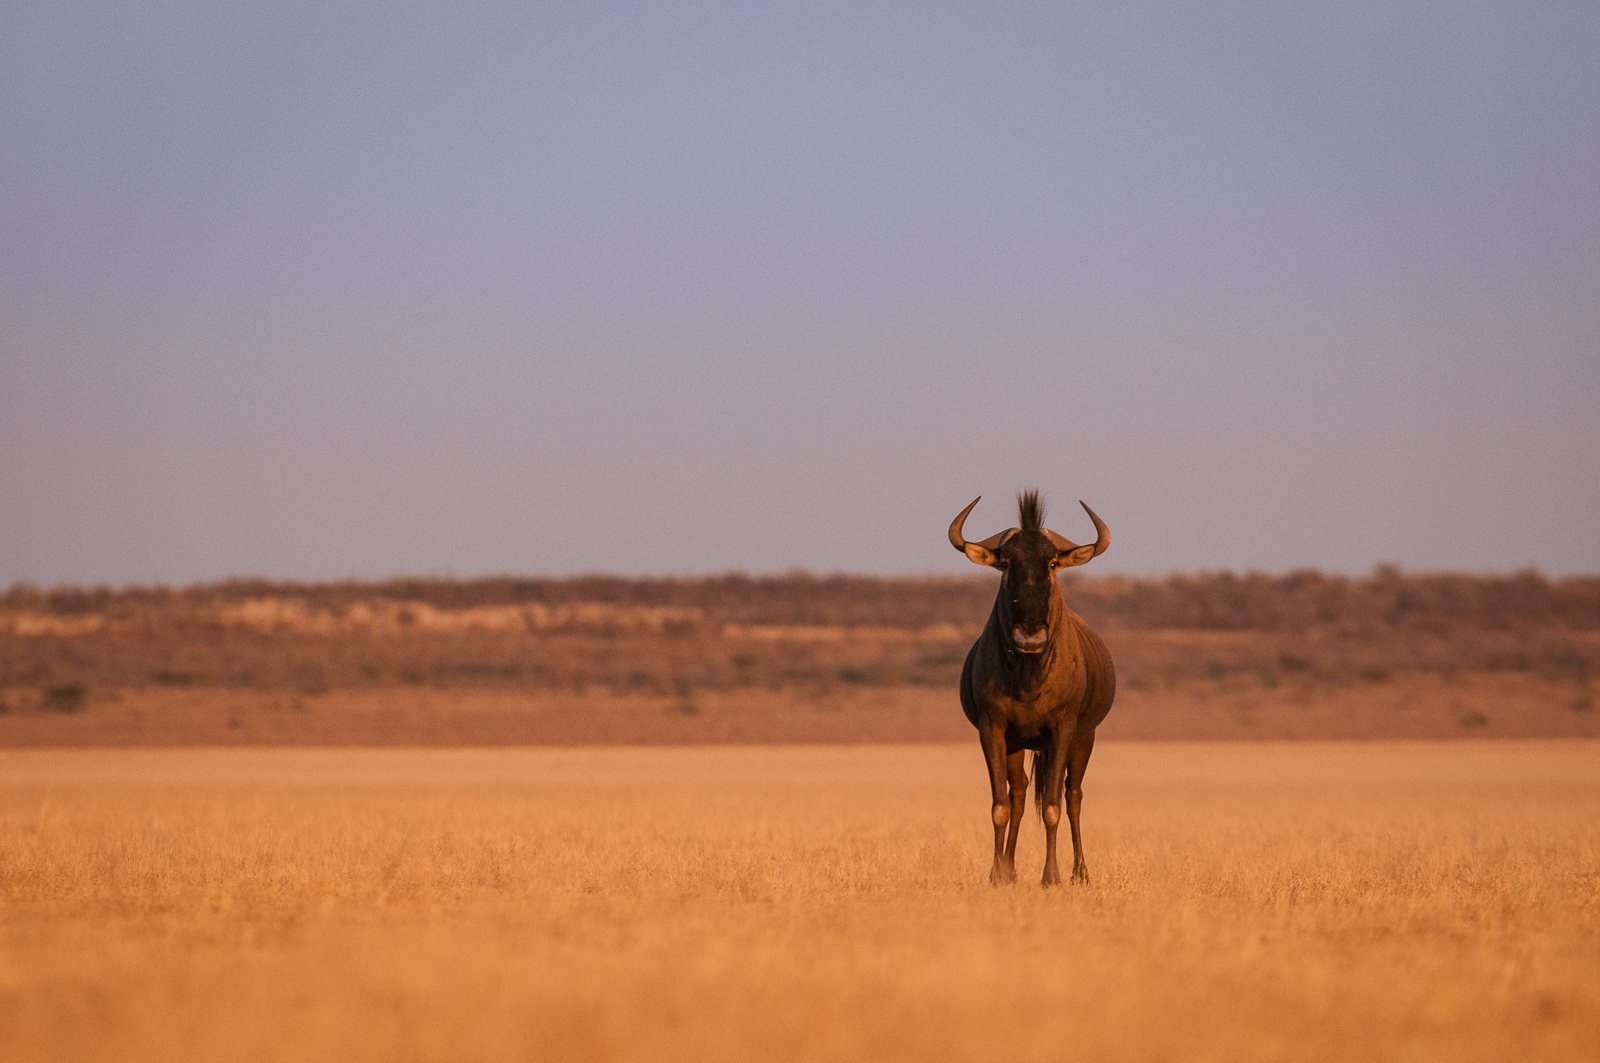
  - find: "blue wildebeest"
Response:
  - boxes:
[949,490,1115,886]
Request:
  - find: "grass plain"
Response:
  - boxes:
[3,741,1597,1063]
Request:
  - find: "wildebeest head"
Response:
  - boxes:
[949,491,1110,653]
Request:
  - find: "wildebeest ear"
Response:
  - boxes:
[963,528,1016,566]
[1057,543,1098,568]
[1045,502,1110,567]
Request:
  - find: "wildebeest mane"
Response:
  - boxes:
[1017,489,1045,532]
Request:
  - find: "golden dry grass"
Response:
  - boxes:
[2,742,1597,1063]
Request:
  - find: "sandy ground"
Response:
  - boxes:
[2,741,1596,1063]
[0,672,1595,746]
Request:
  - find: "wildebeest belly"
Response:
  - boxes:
[964,687,1075,749]
[960,642,1086,743]
[1004,724,1052,751]
[1001,698,1069,749]
[960,700,1053,749]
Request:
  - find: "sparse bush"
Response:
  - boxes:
[41,684,88,713]
[150,669,206,687]
[1,570,1595,698]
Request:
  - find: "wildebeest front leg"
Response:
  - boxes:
[1065,730,1097,884]
[1002,750,1028,868]
[979,725,1014,885]
[1038,739,1069,887]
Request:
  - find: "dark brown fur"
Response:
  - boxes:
[952,490,1116,886]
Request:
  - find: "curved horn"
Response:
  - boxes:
[1044,501,1111,564]
[949,497,1015,566]
[1080,500,1110,557]
[948,497,982,553]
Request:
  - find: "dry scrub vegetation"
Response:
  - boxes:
[2,742,1597,1063]
[2,570,1597,742]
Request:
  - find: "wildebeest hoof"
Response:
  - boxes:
[1041,863,1062,888]
[990,860,1017,886]
[1071,865,1091,885]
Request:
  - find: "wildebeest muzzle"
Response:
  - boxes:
[1011,625,1050,653]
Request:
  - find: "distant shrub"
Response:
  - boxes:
[41,684,88,713]
[2,570,1596,698]
[150,669,206,687]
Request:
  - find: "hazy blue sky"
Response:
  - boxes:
[3,1,1597,585]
